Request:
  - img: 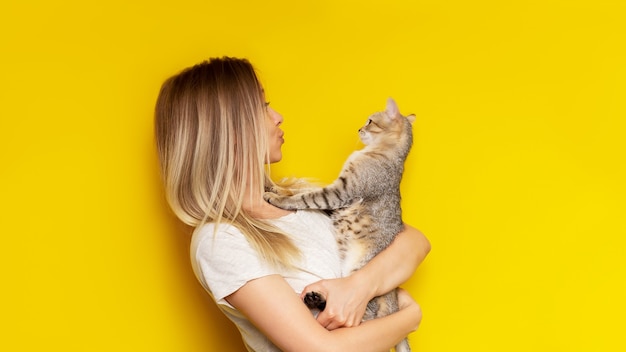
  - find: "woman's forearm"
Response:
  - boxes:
[228,274,422,352]
[327,299,422,352]
[353,224,430,298]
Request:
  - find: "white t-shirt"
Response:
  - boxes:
[190,209,342,352]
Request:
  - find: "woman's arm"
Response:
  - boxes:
[302,224,430,329]
[226,274,422,352]
[357,224,431,299]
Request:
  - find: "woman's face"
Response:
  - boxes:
[265,101,284,164]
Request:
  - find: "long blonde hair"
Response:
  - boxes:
[154,57,299,268]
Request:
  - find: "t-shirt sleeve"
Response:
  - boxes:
[193,224,275,306]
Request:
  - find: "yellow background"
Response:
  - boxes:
[2,0,624,351]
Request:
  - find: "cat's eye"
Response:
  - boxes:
[366,119,372,125]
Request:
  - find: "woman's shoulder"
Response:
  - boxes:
[194,221,238,237]
[192,221,246,251]
[293,209,333,226]
[274,209,330,223]
[267,209,329,232]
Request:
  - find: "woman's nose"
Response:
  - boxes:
[272,110,283,126]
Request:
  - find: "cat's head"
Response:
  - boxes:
[358,98,415,146]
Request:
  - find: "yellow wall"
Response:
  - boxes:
[2,0,624,350]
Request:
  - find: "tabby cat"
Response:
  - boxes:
[264,98,415,352]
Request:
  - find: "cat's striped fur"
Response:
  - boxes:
[264,98,415,352]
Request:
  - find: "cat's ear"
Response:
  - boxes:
[386,97,400,118]
[407,114,416,124]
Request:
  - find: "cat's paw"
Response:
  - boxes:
[303,291,327,311]
[263,191,281,204]
[264,192,300,210]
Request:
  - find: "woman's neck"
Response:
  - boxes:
[242,193,294,220]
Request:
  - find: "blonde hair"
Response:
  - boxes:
[155,57,299,268]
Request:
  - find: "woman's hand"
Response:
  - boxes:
[396,288,422,332]
[300,274,374,330]
[396,288,417,310]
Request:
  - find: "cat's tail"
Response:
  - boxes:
[395,338,411,352]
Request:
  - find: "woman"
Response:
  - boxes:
[155,57,430,351]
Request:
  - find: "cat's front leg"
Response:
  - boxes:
[265,182,357,210]
[263,191,311,210]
